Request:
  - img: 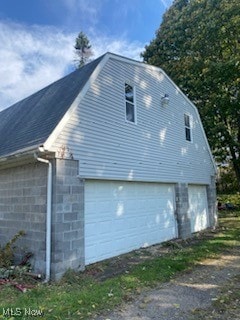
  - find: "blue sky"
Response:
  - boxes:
[0,0,173,110]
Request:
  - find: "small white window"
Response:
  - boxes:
[125,83,136,123]
[184,114,192,142]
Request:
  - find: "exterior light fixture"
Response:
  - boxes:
[161,94,169,107]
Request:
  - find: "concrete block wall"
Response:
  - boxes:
[175,180,217,239]
[175,183,191,239]
[207,175,217,228]
[51,158,84,280]
[0,162,47,272]
[0,157,216,280]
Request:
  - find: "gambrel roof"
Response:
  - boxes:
[0,54,104,158]
[0,52,216,174]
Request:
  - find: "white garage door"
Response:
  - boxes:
[188,185,209,233]
[85,180,177,265]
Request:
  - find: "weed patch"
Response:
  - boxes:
[0,231,26,268]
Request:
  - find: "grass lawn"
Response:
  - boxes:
[0,208,240,319]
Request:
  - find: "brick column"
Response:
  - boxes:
[51,159,84,280]
[175,183,191,239]
[207,175,217,228]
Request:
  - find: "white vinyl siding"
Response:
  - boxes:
[51,57,215,185]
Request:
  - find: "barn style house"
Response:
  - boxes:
[0,53,217,280]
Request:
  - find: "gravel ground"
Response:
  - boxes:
[96,249,240,320]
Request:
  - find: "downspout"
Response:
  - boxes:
[35,155,52,282]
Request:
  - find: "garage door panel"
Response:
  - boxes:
[98,221,112,234]
[189,185,209,233]
[85,181,177,265]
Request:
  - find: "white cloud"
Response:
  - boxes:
[160,0,173,9]
[62,0,100,17]
[92,35,143,61]
[0,21,75,110]
[59,0,104,29]
[0,20,144,111]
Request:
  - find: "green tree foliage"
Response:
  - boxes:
[74,31,93,68]
[141,0,240,188]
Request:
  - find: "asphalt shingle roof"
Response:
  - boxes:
[0,55,104,158]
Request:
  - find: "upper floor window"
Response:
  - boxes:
[125,83,136,123]
[184,114,192,142]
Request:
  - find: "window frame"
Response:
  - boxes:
[125,82,137,124]
[184,113,192,142]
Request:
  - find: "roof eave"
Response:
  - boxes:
[0,144,55,170]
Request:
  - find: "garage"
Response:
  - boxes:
[188,185,209,233]
[85,180,178,265]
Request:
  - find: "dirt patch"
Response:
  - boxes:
[84,228,218,281]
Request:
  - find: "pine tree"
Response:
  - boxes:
[74,32,93,68]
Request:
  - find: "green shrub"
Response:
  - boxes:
[218,193,240,207]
